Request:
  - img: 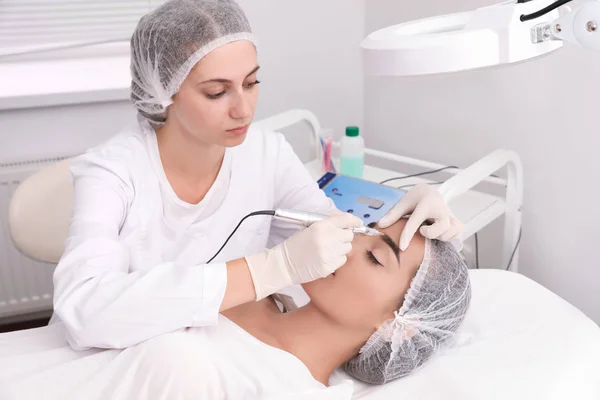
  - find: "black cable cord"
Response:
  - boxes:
[207,190,521,274]
[379,166,459,185]
[206,210,276,263]
[505,228,523,271]
[397,181,445,191]
[377,159,521,272]
[380,166,502,187]
[391,173,519,272]
[474,233,480,269]
[520,0,572,22]
[471,228,521,270]
[472,229,521,270]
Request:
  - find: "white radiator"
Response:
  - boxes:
[0,158,68,319]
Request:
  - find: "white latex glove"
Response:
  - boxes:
[245,213,362,300]
[378,183,464,251]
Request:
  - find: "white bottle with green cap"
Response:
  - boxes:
[340,126,364,178]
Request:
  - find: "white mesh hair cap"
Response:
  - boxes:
[344,239,472,385]
[130,0,256,125]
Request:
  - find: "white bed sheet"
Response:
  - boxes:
[332,269,600,400]
[1,270,599,400]
[0,317,352,400]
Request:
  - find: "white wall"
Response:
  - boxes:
[366,0,600,322]
[242,0,365,145]
[0,102,136,164]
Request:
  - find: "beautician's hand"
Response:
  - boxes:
[245,213,362,300]
[379,184,464,251]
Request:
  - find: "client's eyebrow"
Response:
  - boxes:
[381,234,400,262]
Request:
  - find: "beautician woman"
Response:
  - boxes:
[52,0,463,350]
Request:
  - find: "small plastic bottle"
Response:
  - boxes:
[340,126,364,178]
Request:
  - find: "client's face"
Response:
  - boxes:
[303,218,425,331]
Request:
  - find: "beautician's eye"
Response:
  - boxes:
[366,251,383,267]
[206,90,226,99]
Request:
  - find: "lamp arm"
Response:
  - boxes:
[546,0,600,50]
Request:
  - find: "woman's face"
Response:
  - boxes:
[302,218,426,331]
[166,40,260,147]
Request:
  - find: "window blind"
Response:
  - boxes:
[0,0,165,56]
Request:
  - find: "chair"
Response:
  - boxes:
[8,159,73,264]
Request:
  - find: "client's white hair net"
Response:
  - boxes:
[344,239,472,384]
[130,0,257,125]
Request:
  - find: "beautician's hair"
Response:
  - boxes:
[130,0,256,125]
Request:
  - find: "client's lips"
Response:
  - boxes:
[226,124,249,136]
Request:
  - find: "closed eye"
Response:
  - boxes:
[366,250,383,267]
[206,91,226,99]
[245,79,260,89]
[206,80,260,100]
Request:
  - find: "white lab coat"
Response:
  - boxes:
[52,117,335,350]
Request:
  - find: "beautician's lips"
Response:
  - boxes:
[226,124,249,136]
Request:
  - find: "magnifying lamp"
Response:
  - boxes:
[362,0,600,76]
